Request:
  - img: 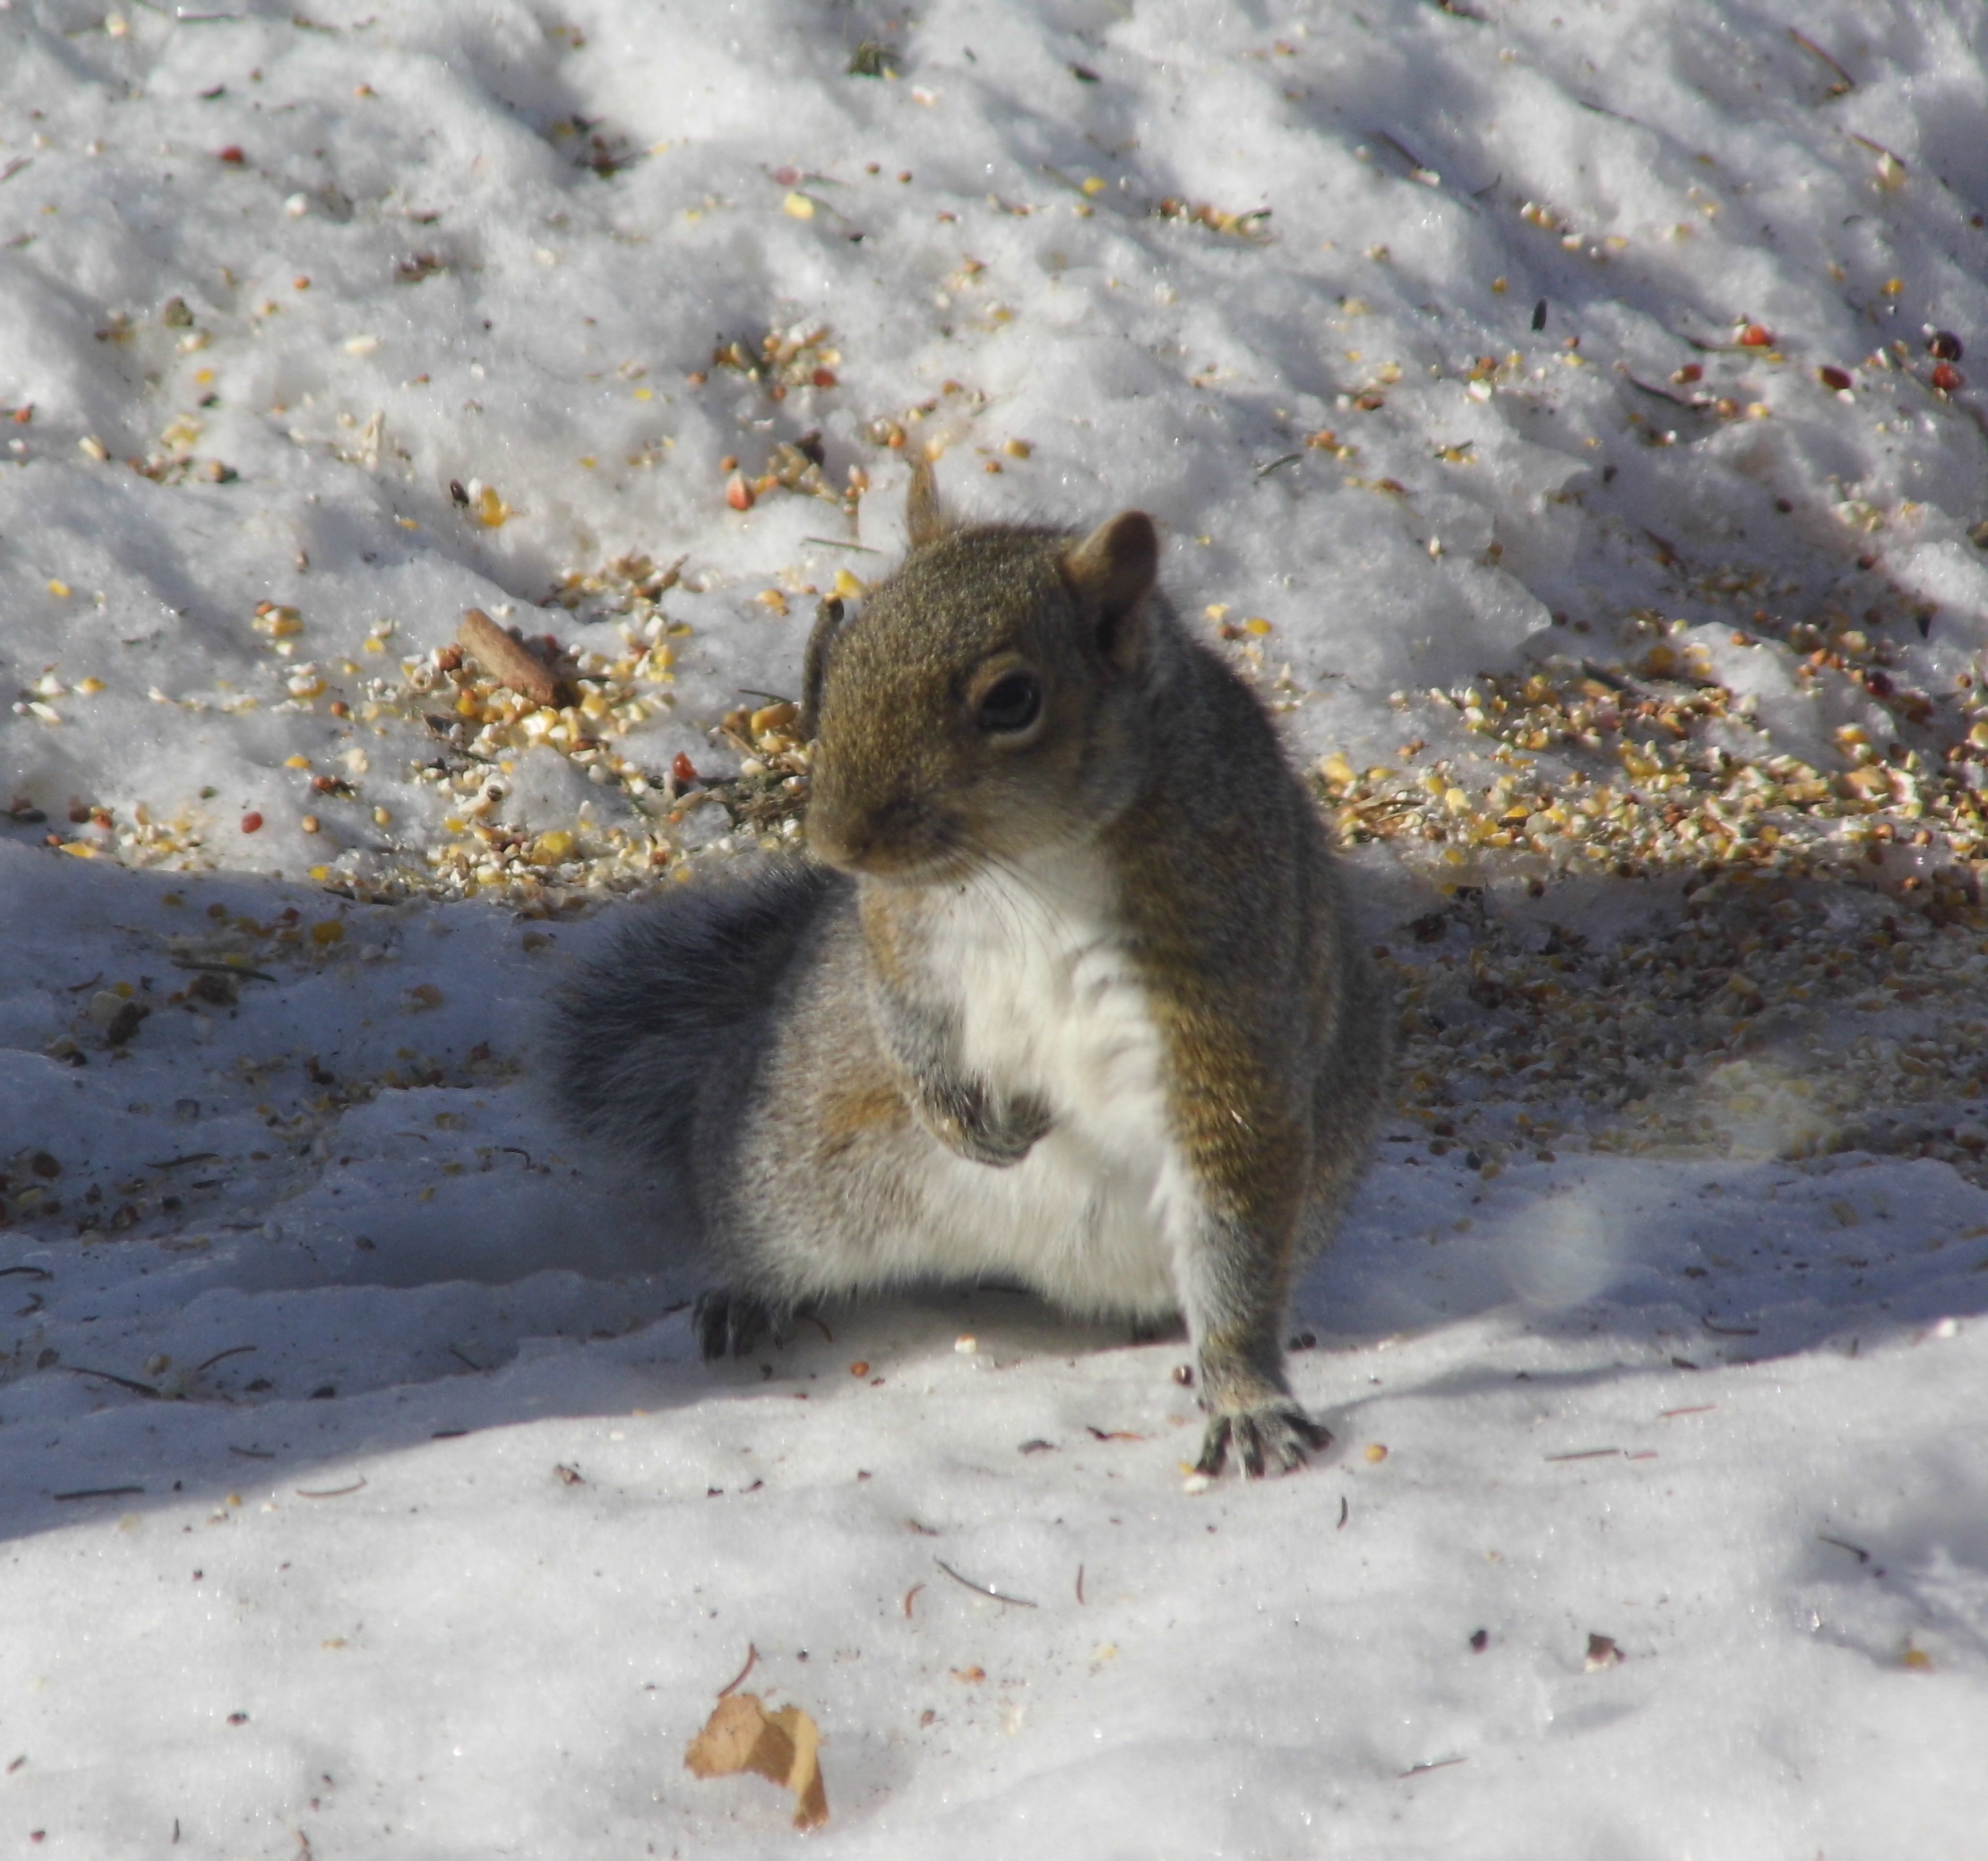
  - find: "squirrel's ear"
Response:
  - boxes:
[800,594,847,740]
[905,456,952,550]
[1061,511,1157,670]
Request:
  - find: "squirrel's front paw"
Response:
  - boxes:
[921,1085,1053,1168]
[1194,1400,1333,1480]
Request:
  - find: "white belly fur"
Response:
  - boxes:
[886,845,1195,1319]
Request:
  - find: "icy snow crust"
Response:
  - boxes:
[3,0,1988,1853]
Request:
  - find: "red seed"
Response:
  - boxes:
[1818,365,1853,392]
[811,367,838,388]
[1929,330,1964,362]
[671,752,699,786]
[1932,362,1965,392]
[1672,363,1703,384]
[725,470,754,511]
[1738,324,1773,347]
[218,146,245,165]
[241,812,263,833]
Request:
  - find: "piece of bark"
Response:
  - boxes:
[457,608,565,708]
[684,1692,829,1832]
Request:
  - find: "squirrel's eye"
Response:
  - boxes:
[976,671,1042,735]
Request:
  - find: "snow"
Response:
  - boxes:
[4,0,1988,1853]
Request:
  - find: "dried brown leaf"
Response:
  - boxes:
[684,1692,829,1832]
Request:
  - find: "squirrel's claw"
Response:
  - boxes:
[922,1086,1053,1168]
[693,1288,781,1361]
[1194,1403,1333,1480]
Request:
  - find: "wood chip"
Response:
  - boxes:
[457,609,564,708]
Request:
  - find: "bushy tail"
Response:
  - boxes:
[550,860,837,1167]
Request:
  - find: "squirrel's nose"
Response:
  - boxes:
[804,806,864,871]
[807,790,939,877]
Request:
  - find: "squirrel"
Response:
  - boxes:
[553,461,1391,1477]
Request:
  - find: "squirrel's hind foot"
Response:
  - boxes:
[693,1289,789,1361]
[1194,1402,1333,1480]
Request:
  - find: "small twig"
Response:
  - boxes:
[64,972,105,993]
[295,1477,366,1499]
[171,960,276,983]
[1039,163,1099,200]
[1398,1755,1467,1779]
[1619,372,1709,411]
[933,1558,1038,1608]
[228,1445,276,1460]
[447,1345,485,1373]
[1576,97,1646,126]
[1818,1533,1871,1564]
[65,1365,161,1399]
[146,1153,222,1172]
[1789,28,1853,94]
[716,1644,761,1697]
[1254,452,1304,480]
[52,1485,145,1501]
[1364,129,1441,187]
[802,536,883,554]
[195,1344,256,1374]
[1847,132,1905,168]
[798,1312,835,1344]
[1545,1447,1622,1462]
[902,1582,924,1619]
[1075,1563,1086,1605]
[0,1265,52,1281]
[1702,1317,1759,1337]
[1659,1404,1716,1419]
[1337,1495,1349,1530]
